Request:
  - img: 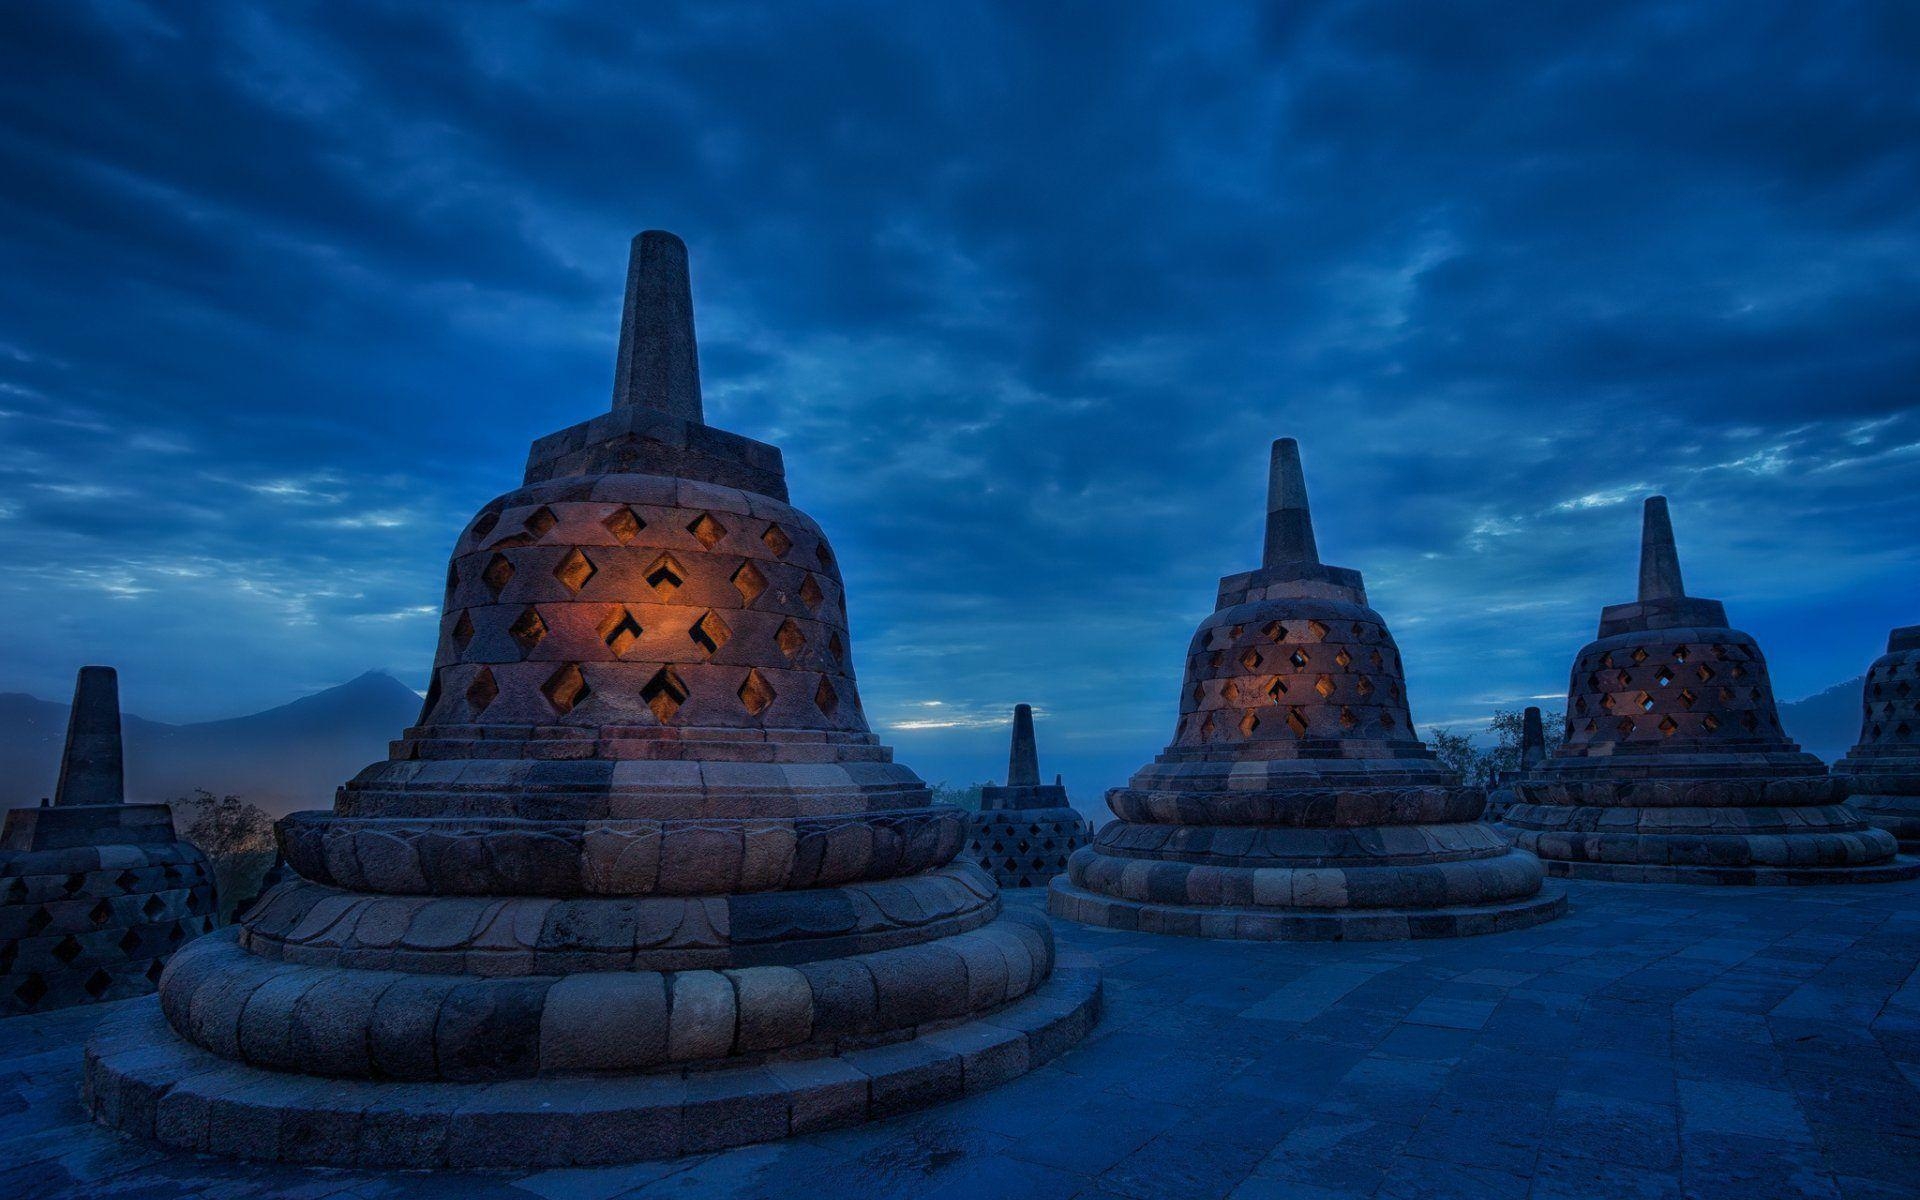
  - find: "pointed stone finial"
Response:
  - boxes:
[1520,706,1546,770]
[1263,438,1320,569]
[54,666,124,807]
[1637,496,1686,602]
[611,230,703,423]
[1007,704,1041,787]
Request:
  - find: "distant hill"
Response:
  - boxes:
[0,671,422,818]
[1779,676,1865,764]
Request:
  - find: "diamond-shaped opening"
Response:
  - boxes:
[1703,714,1720,735]
[1334,649,1352,668]
[145,959,166,983]
[1677,688,1697,709]
[1617,670,1633,687]
[541,663,590,715]
[1289,649,1309,670]
[814,676,839,715]
[482,554,515,598]
[1287,707,1309,736]
[816,542,835,570]
[1191,681,1206,707]
[1239,710,1260,737]
[1655,666,1673,686]
[52,935,83,964]
[1381,711,1397,730]
[1696,664,1714,682]
[762,523,793,557]
[1658,715,1679,737]
[642,667,688,723]
[1198,713,1216,741]
[738,668,776,716]
[603,505,645,543]
[690,610,733,656]
[523,506,558,539]
[508,606,548,654]
[1263,621,1285,642]
[1307,620,1328,640]
[446,561,459,592]
[828,632,845,664]
[84,969,112,999]
[1240,648,1263,671]
[89,898,112,925]
[645,553,685,598]
[1357,676,1375,697]
[553,548,597,594]
[63,873,84,895]
[452,611,475,651]
[1673,645,1690,662]
[732,561,769,605]
[471,512,501,542]
[602,609,643,657]
[1720,687,1735,702]
[466,667,499,715]
[1315,675,1335,699]
[688,513,728,549]
[118,928,142,955]
[1731,664,1747,679]
[1339,707,1358,730]
[1222,679,1241,704]
[1267,678,1288,701]
[1638,692,1656,713]
[115,870,138,892]
[776,618,807,660]
[1631,647,1649,664]
[14,974,47,1005]
[1601,693,1616,711]
[1599,652,1615,668]
[799,576,825,612]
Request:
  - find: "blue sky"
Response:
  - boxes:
[1,2,1916,800]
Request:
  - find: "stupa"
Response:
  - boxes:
[2,667,214,1015]
[87,232,1098,1167]
[1832,625,1920,850]
[964,704,1091,887]
[1502,498,1917,883]
[1049,439,1563,940]
[1484,706,1547,821]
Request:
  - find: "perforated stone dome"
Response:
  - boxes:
[1834,625,1920,849]
[964,704,1091,888]
[1503,499,1917,884]
[90,231,1097,1169]
[1049,439,1562,941]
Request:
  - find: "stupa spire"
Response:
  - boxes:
[611,230,703,423]
[1007,704,1041,787]
[1520,706,1546,771]
[1637,495,1685,602]
[54,666,123,807]
[1262,437,1320,568]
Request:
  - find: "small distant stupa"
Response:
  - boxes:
[964,704,1091,887]
[1833,625,1920,849]
[1050,439,1563,940]
[1,667,215,1014]
[1503,498,1917,883]
[1484,706,1547,820]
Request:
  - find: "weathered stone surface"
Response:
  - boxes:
[965,704,1091,888]
[1052,439,1562,940]
[1503,499,1918,885]
[1834,624,1920,849]
[1,667,216,1015]
[92,231,1094,1165]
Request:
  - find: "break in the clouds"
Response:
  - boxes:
[1,1,1916,798]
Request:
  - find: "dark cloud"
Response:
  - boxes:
[1,0,1915,800]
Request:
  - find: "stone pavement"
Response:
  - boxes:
[4,880,1919,1199]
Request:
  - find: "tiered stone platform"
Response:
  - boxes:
[85,232,1096,1166]
[1834,625,1920,850]
[1503,499,1919,885]
[1,668,214,1016]
[964,705,1091,888]
[1051,439,1563,940]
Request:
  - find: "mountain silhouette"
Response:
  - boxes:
[1778,675,1866,764]
[0,670,422,818]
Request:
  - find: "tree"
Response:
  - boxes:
[174,789,278,922]
[1485,707,1566,779]
[930,782,988,812]
[1426,727,1491,787]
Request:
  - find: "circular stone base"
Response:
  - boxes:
[1537,856,1920,886]
[84,958,1101,1169]
[1047,878,1566,942]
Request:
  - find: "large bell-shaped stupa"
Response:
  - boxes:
[1502,498,1917,884]
[1,667,215,1014]
[1049,439,1564,940]
[1830,626,1920,850]
[87,232,1099,1168]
